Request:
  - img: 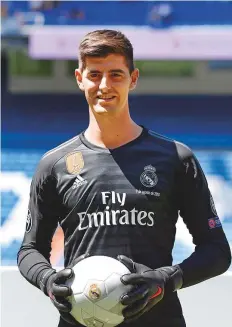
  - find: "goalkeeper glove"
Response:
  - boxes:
[117,255,183,322]
[39,254,89,325]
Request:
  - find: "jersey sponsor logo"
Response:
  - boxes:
[77,192,155,230]
[140,165,158,188]
[77,208,155,230]
[26,209,32,233]
[65,151,84,175]
[208,217,222,229]
[72,175,88,189]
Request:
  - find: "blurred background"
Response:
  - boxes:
[1,0,232,271]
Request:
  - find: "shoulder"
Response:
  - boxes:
[174,141,193,162]
[147,129,175,146]
[146,129,194,165]
[147,129,179,156]
[33,134,82,186]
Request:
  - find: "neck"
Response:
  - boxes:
[85,108,142,149]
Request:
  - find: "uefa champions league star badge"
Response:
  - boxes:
[140,165,158,188]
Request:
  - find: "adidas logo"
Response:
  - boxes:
[72,175,87,189]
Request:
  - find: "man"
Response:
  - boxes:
[17,29,231,327]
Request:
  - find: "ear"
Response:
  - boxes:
[75,69,85,92]
[130,68,139,91]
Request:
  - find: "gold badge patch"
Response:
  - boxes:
[65,152,84,175]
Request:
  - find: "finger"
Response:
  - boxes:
[124,300,152,323]
[52,283,72,297]
[125,286,164,322]
[124,306,147,323]
[117,255,135,272]
[55,269,74,284]
[122,295,149,319]
[53,297,72,312]
[121,273,147,285]
[126,294,163,323]
[60,312,78,325]
[124,290,164,323]
[121,284,149,306]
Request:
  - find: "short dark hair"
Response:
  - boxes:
[78,29,135,73]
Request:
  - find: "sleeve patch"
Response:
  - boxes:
[208,217,222,229]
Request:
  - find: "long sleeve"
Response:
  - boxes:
[17,160,61,291]
[175,142,231,288]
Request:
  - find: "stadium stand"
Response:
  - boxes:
[2,1,232,27]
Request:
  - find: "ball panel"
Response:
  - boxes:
[70,293,94,323]
[94,304,124,326]
[104,273,121,294]
[82,311,107,327]
[97,284,129,314]
[99,273,132,312]
[70,256,132,326]
[73,256,130,280]
[82,316,104,327]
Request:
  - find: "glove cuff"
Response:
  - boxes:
[39,268,56,295]
[158,265,183,293]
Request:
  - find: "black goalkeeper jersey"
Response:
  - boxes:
[17,128,231,327]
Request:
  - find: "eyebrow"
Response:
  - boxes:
[88,69,125,74]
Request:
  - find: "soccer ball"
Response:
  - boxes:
[68,255,132,327]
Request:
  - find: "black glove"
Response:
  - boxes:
[117,255,183,322]
[39,254,89,325]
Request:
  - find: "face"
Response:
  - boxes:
[75,54,139,116]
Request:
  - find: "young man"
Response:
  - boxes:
[17,30,231,327]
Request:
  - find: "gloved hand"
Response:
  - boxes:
[117,255,183,322]
[39,254,89,325]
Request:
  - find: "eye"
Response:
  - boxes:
[89,73,99,78]
[111,73,121,77]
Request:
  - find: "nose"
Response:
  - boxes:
[99,76,110,91]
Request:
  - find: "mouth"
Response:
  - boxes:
[96,96,116,102]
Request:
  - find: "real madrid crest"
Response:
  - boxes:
[140,165,158,188]
[65,151,84,175]
[89,284,101,301]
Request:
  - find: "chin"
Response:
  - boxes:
[93,105,116,114]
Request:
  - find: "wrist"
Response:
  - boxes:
[157,265,183,293]
[39,268,56,295]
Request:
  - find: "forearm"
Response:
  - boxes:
[17,246,55,292]
[179,239,231,288]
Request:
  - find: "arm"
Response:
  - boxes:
[117,142,231,322]
[17,157,86,325]
[175,141,231,288]
[17,167,61,292]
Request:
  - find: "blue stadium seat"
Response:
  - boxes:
[3,1,232,27]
